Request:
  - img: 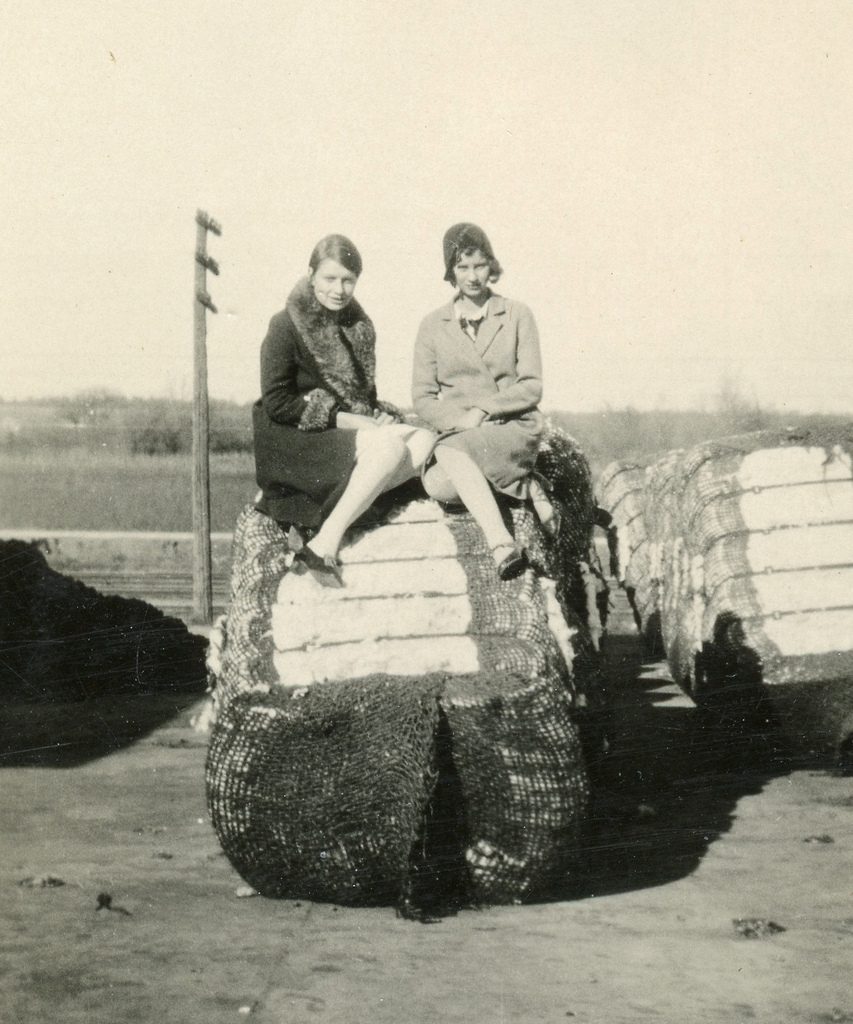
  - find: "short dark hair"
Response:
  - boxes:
[309,234,363,277]
[446,245,503,285]
[442,223,502,284]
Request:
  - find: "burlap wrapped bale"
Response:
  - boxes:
[650,427,853,756]
[205,425,600,907]
[642,449,687,668]
[207,676,442,904]
[598,461,658,645]
[532,427,609,707]
[444,669,588,903]
[440,509,590,902]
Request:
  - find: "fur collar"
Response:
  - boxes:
[285,277,377,415]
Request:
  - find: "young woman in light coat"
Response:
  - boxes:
[412,223,556,580]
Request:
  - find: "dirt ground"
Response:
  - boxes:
[2,618,852,1024]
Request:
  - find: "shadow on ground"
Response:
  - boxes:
[0,540,208,767]
[564,631,809,900]
[0,534,834,913]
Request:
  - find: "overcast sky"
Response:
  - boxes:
[3,1,852,413]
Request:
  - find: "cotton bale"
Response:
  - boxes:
[597,460,659,645]
[640,449,687,667]
[659,427,853,757]
[205,425,602,909]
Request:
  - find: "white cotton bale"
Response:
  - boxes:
[734,480,853,534]
[736,444,852,490]
[655,429,853,753]
[276,556,468,602]
[208,423,601,908]
[344,557,468,596]
[272,593,473,651]
[379,498,447,524]
[273,635,481,687]
[759,609,853,661]
[596,460,658,643]
[746,566,853,618]
[342,520,458,562]
[597,461,648,586]
[704,522,853,586]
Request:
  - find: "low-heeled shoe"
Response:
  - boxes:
[294,547,344,588]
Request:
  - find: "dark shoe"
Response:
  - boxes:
[294,546,344,588]
[493,545,529,582]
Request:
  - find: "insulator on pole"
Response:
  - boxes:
[196,289,218,314]
[195,250,220,275]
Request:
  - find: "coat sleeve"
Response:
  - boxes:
[477,303,543,418]
[260,313,338,430]
[412,317,468,432]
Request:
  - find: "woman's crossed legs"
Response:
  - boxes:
[423,444,528,580]
[307,424,435,565]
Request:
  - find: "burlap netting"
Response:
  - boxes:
[598,460,659,647]
[207,677,443,904]
[640,427,853,755]
[205,425,601,907]
[643,448,690,680]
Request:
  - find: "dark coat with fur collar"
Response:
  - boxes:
[251,278,401,527]
[259,276,390,432]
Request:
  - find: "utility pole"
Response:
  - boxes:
[192,209,221,625]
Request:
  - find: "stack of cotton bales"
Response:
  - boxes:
[642,447,695,682]
[648,428,853,756]
[598,460,658,647]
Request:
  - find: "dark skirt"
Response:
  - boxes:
[252,401,358,529]
[438,410,543,499]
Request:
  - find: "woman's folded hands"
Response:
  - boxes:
[454,407,488,430]
[335,411,383,430]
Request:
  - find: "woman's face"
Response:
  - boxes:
[310,258,358,311]
[452,248,492,300]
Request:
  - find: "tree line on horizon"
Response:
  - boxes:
[1,390,848,469]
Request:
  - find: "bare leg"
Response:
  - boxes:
[423,463,460,504]
[353,425,434,494]
[432,444,515,558]
[399,426,436,486]
[309,427,433,559]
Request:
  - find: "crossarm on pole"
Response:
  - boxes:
[195,209,222,236]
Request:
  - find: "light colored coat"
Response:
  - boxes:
[412,294,544,496]
[412,294,543,432]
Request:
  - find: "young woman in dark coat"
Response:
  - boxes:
[253,234,434,586]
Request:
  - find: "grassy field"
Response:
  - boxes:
[0,396,255,531]
[0,450,256,532]
[1,396,848,531]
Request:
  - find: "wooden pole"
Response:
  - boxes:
[192,210,221,625]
